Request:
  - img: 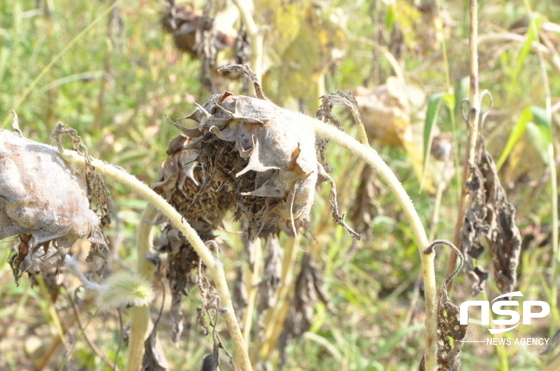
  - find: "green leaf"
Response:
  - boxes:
[420,93,454,190]
[496,107,532,170]
[369,323,424,362]
[385,4,396,31]
[441,93,456,113]
[304,332,343,363]
[526,122,550,163]
[530,106,553,144]
[526,106,552,163]
[422,93,443,177]
[496,106,552,170]
[512,14,542,82]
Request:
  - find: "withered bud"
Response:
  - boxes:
[0,129,103,273]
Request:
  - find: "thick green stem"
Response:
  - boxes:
[58,150,253,371]
[125,204,159,371]
[447,0,481,290]
[127,306,150,371]
[309,120,437,370]
[136,205,159,279]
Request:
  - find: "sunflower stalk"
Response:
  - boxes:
[54,146,254,371]
[309,120,436,370]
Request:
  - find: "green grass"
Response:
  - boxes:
[1,0,560,370]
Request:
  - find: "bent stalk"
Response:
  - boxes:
[310,120,437,371]
[56,149,254,371]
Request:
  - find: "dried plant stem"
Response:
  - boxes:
[448,0,481,289]
[126,204,158,371]
[341,96,369,146]
[57,149,253,371]
[242,239,262,350]
[136,205,159,286]
[256,235,300,361]
[549,146,559,319]
[309,120,436,370]
[467,0,480,206]
[233,0,264,81]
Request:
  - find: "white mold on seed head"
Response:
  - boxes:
[0,129,102,272]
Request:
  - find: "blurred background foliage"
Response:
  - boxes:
[1,0,560,370]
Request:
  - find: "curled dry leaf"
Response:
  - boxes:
[434,248,467,371]
[434,297,467,371]
[420,289,467,371]
[314,91,363,240]
[143,328,171,371]
[0,129,105,279]
[200,342,220,371]
[16,241,64,301]
[420,240,467,371]
[154,222,202,343]
[461,139,521,295]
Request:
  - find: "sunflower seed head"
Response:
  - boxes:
[0,129,104,275]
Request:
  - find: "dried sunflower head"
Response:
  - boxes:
[170,91,319,236]
[153,78,362,341]
[0,129,103,275]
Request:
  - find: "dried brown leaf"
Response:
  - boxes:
[154,223,201,343]
[199,342,220,371]
[142,329,171,371]
[421,240,467,371]
[161,2,243,93]
[461,142,521,295]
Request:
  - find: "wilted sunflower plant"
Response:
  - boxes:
[0,65,448,371]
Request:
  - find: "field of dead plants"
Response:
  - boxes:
[1,0,560,370]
